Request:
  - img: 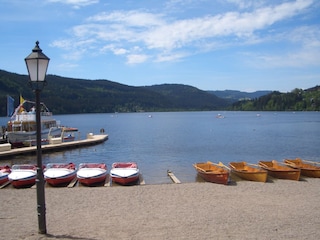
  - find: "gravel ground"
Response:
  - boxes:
[1,178,319,240]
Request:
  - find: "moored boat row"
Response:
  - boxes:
[1,158,319,188]
[194,158,320,184]
[1,161,140,188]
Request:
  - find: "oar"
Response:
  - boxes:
[283,161,297,168]
[247,163,260,167]
[258,161,269,169]
[218,162,230,171]
[302,159,320,165]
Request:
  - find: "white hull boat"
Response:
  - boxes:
[44,163,77,186]
[6,99,62,147]
[8,164,37,188]
[110,162,140,185]
[77,163,108,186]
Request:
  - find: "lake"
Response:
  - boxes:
[1,111,319,184]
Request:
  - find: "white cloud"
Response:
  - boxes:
[225,0,264,9]
[48,0,98,9]
[56,62,79,70]
[155,52,189,62]
[126,54,149,64]
[87,11,164,27]
[143,0,313,50]
[51,38,96,60]
[100,44,128,55]
[51,0,315,64]
[245,25,320,68]
[257,49,320,68]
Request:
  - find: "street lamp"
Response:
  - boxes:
[25,41,50,234]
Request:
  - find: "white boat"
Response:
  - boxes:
[216,113,225,119]
[77,163,108,186]
[110,162,140,185]
[6,99,61,147]
[44,163,77,187]
[23,131,76,147]
[8,164,37,188]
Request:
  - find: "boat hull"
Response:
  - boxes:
[8,127,61,146]
[110,173,140,185]
[265,170,300,180]
[300,169,320,178]
[259,160,300,181]
[8,169,37,188]
[110,162,140,185]
[0,172,10,185]
[45,172,76,186]
[193,162,229,184]
[10,176,37,188]
[284,159,320,178]
[44,163,76,186]
[0,166,11,185]
[231,170,268,182]
[229,162,268,182]
[197,171,229,184]
[77,169,107,186]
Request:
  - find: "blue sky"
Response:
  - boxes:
[0,0,319,92]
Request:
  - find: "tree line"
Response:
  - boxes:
[1,69,319,116]
[230,87,320,111]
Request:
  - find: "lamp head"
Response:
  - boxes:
[25,41,50,88]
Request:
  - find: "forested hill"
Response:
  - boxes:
[0,69,230,115]
[208,90,272,103]
[145,84,228,110]
[1,69,318,115]
[230,87,320,111]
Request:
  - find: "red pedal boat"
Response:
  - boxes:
[110,162,140,185]
[77,163,108,186]
[8,164,37,188]
[0,165,11,185]
[44,163,76,186]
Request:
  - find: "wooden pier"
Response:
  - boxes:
[167,170,181,184]
[0,134,108,159]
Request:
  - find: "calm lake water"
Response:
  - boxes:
[1,111,319,184]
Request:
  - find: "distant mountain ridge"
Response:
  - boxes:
[2,69,317,115]
[208,90,272,103]
[0,69,230,115]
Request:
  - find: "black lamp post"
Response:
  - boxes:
[25,41,50,234]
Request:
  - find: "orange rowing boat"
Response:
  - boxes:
[258,160,300,181]
[284,158,320,178]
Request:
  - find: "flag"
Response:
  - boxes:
[20,95,25,105]
[7,95,14,117]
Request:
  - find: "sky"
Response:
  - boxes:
[0,0,319,92]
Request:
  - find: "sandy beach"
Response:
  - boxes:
[1,178,319,240]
